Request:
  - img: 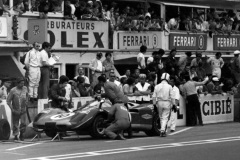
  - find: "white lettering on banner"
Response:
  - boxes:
[173,36,196,47]
[48,21,95,30]
[217,38,238,47]
[123,35,149,47]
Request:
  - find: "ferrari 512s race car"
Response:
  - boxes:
[33,98,160,139]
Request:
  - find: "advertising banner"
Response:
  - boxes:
[213,35,240,50]
[199,94,234,124]
[28,19,47,44]
[117,31,162,50]
[0,17,7,37]
[169,33,207,50]
[18,18,109,50]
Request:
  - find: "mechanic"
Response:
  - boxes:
[98,76,129,105]
[168,76,180,133]
[49,75,70,111]
[135,74,151,104]
[104,103,131,140]
[7,77,28,141]
[152,73,175,137]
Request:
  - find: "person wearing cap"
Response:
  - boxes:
[0,77,12,100]
[137,45,147,74]
[102,52,114,79]
[207,52,224,79]
[24,42,41,102]
[74,66,90,85]
[230,50,240,82]
[49,75,70,111]
[89,52,104,88]
[7,77,28,141]
[152,73,174,137]
[182,75,209,126]
[207,76,223,95]
[135,74,151,104]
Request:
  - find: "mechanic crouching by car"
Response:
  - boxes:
[152,73,175,137]
[104,102,131,140]
[49,75,70,111]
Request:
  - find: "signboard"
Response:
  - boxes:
[117,31,162,50]
[169,33,207,50]
[199,94,234,124]
[0,17,7,37]
[213,35,240,50]
[19,18,109,50]
[28,19,47,44]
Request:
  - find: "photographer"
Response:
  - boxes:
[168,76,180,133]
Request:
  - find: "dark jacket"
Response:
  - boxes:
[49,84,66,108]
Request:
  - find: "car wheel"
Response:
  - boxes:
[0,119,10,140]
[145,113,160,136]
[90,115,106,139]
[45,130,57,138]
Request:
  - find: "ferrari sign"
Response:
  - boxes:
[169,33,207,50]
[213,35,240,50]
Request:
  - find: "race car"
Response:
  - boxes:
[32,98,160,139]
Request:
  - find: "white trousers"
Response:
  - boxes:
[212,67,221,79]
[28,67,41,98]
[169,110,176,131]
[157,101,171,132]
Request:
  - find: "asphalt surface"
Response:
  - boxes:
[1,122,240,160]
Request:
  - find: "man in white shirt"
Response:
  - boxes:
[0,77,12,100]
[38,42,53,99]
[89,52,104,88]
[137,45,147,74]
[24,42,41,101]
[168,76,180,132]
[207,52,224,79]
[152,73,174,137]
[74,66,90,85]
[168,16,180,30]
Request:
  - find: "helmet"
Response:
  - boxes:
[161,73,170,81]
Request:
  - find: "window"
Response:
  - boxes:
[50,65,61,87]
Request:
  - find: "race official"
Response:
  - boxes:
[24,42,41,101]
[182,75,209,126]
[152,73,174,137]
[7,77,28,141]
[168,76,180,132]
[104,103,131,140]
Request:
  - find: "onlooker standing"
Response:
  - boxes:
[168,76,180,132]
[165,49,178,76]
[207,52,224,79]
[89,52,104,88]
[152,73,174,137]
[74,66,90,85]
[137,45,147,74]
[123,77,136,102]
[0,78,12,100]
[77,76,92,97]
[167,15,180,30]
[109,72,121,87]
[178,52,192,75]
[182,75,208,126]
[24,42,41,101]
[103,52,114,79]
[38,42,53,99]
[230,50,240,83]
[120,69,131,80]
[7,77,28,141]
[191,52,203,67]
[134,74,151,104]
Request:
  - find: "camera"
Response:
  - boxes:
[172,105,179,113]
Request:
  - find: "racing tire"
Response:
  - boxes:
[145,113,160,136]
[0,119,11,140]
[45,130,57,138]
[90,115,106,139]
